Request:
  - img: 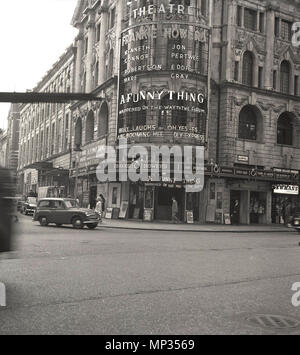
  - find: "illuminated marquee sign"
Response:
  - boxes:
[118,0,209,145]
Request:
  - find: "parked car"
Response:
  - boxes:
[33,198,100,229]
[22,197,37,215]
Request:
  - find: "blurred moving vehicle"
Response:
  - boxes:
[33,198,100,229]
[3,197,19,222]
[21,197,37,215]
[0,167,14,253]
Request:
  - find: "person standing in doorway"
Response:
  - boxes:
[231,200,240,225]
[172,197,179,223]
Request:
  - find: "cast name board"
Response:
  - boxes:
[118,0,209,145]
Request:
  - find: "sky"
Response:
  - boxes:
[0,0,78,129]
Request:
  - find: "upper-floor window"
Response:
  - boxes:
[242,51,254,86]
[281,20,292,41]
[237,6,243,27]
[277,113,293,146]
[84,37,88,55]
[96,23,101,42]
[109,8,116,29]
[238,105,258,141]
[280,60,291,94]
[244,8,257,31]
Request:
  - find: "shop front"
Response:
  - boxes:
[271,184,300,224]
[128,182,200,223]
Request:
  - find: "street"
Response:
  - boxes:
[0,215,300,335]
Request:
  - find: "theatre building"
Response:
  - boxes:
[17,0,300,225]
[69,0,300,224]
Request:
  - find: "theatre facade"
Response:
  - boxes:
[18,0,300,225]
[70,0,300,225]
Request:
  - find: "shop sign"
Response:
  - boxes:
[273,184,299,195]
[237,155,249,163]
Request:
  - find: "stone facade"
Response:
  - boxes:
[17,0,300,224]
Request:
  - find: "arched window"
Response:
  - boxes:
[238,105,258,141]
[277,112,293,146]
[75,117,82,149]
[280,60,290,94]
[86,111,95,143]
[98,102,109,138]
[242,51,254,86]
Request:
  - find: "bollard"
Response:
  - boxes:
[0,282,6,307]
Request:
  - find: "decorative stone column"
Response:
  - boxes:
[86,13,96,93]
[98,4,109,86]
[74,27,84,93]
[265,5,276,90]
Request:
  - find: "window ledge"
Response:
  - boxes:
[237,138,263,144]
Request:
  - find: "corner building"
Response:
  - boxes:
[71,0,300,224]
[18,0,300,224]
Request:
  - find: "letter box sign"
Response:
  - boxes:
[273,184,299,195]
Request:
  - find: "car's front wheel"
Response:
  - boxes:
[39,217,48,227]
[87,224,98,230]
[72,217,84,229]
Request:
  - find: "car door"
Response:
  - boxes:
[51,200,66,224]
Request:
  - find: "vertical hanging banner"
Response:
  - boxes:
[118,0,209,145]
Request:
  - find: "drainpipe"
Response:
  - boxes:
[216,0,225,165]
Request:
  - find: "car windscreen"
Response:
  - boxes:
[27,197,37,204]
[64,200,79,208]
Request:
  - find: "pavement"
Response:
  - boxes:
[0,214,299,335]
[102,218,295,233]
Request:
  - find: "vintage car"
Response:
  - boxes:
[33,198,100,229]
[21,197,37,215]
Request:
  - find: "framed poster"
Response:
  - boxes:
[186,211,194,224]
[112,208,120,220]
[143,209,153,222]
[119,201,129,219]
[133,208,140,220]
[105,208,113,219]
[224,213,231,225]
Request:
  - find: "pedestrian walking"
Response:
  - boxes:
[171,197,179,223]
[284,200,292,226]
[95,196,103,222]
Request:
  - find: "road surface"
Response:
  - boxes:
[0,215,299,335]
